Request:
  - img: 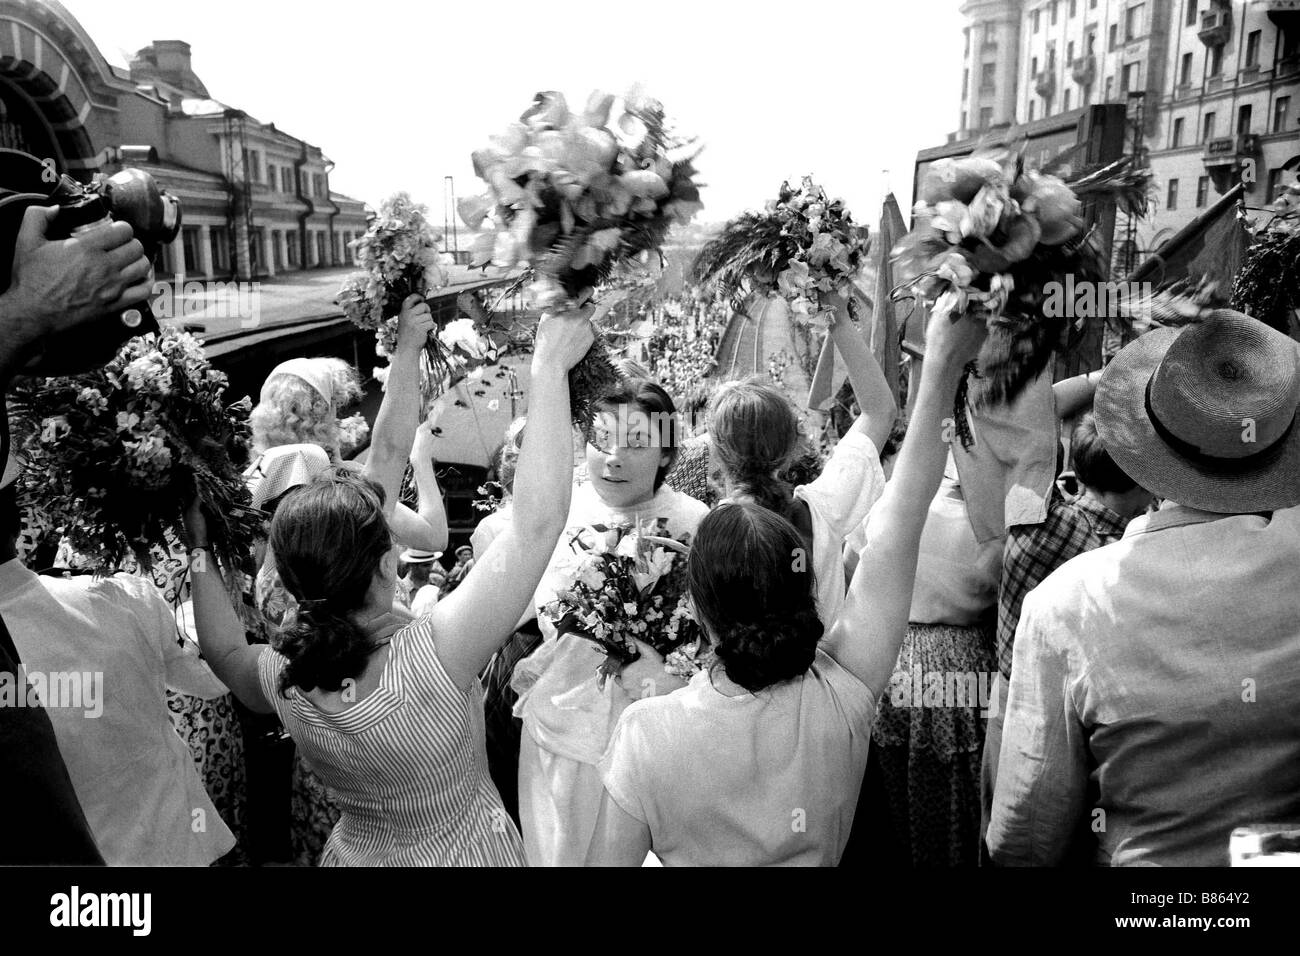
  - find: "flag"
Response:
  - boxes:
[1128,182,1250,288]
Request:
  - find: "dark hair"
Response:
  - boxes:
[268,468,393,694]
[687,502,823,693]
[707,380,799,513]
[879,416,909,462]
[1071,411,1137,494]
[591,378,681,490]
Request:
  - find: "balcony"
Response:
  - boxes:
[1035,69,1056,98]
[1240,63,1261,84]
[1071,55,1096,85]
[1280,54,1300,79]
[1199,8,1232,47]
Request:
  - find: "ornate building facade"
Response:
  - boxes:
[0,0,369,281]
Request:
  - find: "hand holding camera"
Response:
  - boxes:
[0,204,152,369]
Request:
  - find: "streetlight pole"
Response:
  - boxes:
[444,175,460,257]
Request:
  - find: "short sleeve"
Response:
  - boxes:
[256,645,289,717]
[795,431,886,539]
[599,708,651,825]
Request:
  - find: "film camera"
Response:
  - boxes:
[0,148,181,375]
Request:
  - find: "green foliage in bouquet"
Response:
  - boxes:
[692,177,872,328]
[8,329,259,576]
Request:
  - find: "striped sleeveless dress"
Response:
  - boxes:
[258,617,526,866]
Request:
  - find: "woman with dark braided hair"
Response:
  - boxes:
[587,305,988,866]
[184,296,595,865]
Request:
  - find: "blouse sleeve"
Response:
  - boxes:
[599,708,652,825]
[795,431,886,540]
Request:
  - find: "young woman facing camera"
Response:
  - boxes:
[511,376,708,867]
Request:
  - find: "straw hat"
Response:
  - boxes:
[1095,310,1300,513]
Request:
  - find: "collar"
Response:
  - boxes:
[1122,502,1240,539]
[1066,489,1131,539]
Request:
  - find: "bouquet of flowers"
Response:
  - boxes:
[1232,179,1300,335]
[7,329,259,575]
[692,177,872,328]
[541,520,703,685]
[459,88,704,426]
[339,194,510,406]
[891,149,1151,406]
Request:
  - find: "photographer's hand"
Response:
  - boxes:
[0,205,152,381]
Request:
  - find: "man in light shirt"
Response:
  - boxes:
[988,311,1300,866]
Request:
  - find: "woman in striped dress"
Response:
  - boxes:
[185,296,595,865]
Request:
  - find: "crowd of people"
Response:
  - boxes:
[2,197,1299,868]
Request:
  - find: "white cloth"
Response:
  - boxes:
[470,504,511,559]
[0,560,235,866]
[600,647,876,866]
[512,482,708,866]
[409,584,440,619]
[792,431,887,625]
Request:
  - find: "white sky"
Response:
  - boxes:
[63,0,966,226]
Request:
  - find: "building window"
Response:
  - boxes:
[1172,116,1184,147]
[1267,167,1286,202]
[960,109,967,131]
[282,167,294,193]
[316,231,327,266]
[964,27,970,56]
[343,232,352,264]
[1068,40,1075,62]
[1246,30,1261,68]
[1196,175,1209,207]
[1033,9,1040,33]
[1108,24,1118,50]
[249,150,261,184]
[1275,96,1292,133]
[1166,179,1178,210]
[1070,0,1077,16]
[181,227,199,273]
[1185,0,1197,28]
[210,228,229,272]
[1063,88,1072,111]
[1209,44,1222,76]
[1091,0,1097,8]
[1121,62,1139,94]
[266,161,276,189]
[981,62,997,90]
[1029,99,1037,121]
[1105,75,1114,100]
[984,22,996,44]
[1125,4,1144,41]
[1087,30,1096,54]
[1202,111,1216,141]
[1050,1,1058,25]
[1238,104,1252,135]
[979,106,994,128]
[1180,52,1193,85]
[962,69,969,97]
[1031,56,1039,76]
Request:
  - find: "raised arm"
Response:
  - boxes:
[823,309,986,698]
[427,309,594,689]
[182,501,273,713]
[363,295,434,520]
[1051,369,1101,421]
[826,291,898,452]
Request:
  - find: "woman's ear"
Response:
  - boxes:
[379,546,398,582]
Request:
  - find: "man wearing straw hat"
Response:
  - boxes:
[988,310,1300,866]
